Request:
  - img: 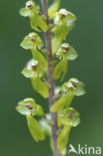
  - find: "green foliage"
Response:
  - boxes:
[17,0,86,155]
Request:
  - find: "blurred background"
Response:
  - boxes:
[0,0,103,155]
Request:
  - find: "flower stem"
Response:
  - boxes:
[41,0,61,156]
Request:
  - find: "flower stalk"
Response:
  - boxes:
[42,0,61,156]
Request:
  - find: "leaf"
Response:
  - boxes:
[48,0,60,19]
[68,46,78,60]
[53,59,68,81]
[26,115,45,142]
[57,124,71,153]
[31,77,49,98]
[32,49,47,72]
[19,8,31,17]
[51,93,74,112]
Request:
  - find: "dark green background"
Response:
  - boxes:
[0,0,103,155]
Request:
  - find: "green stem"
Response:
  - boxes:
[41,0,61,156]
